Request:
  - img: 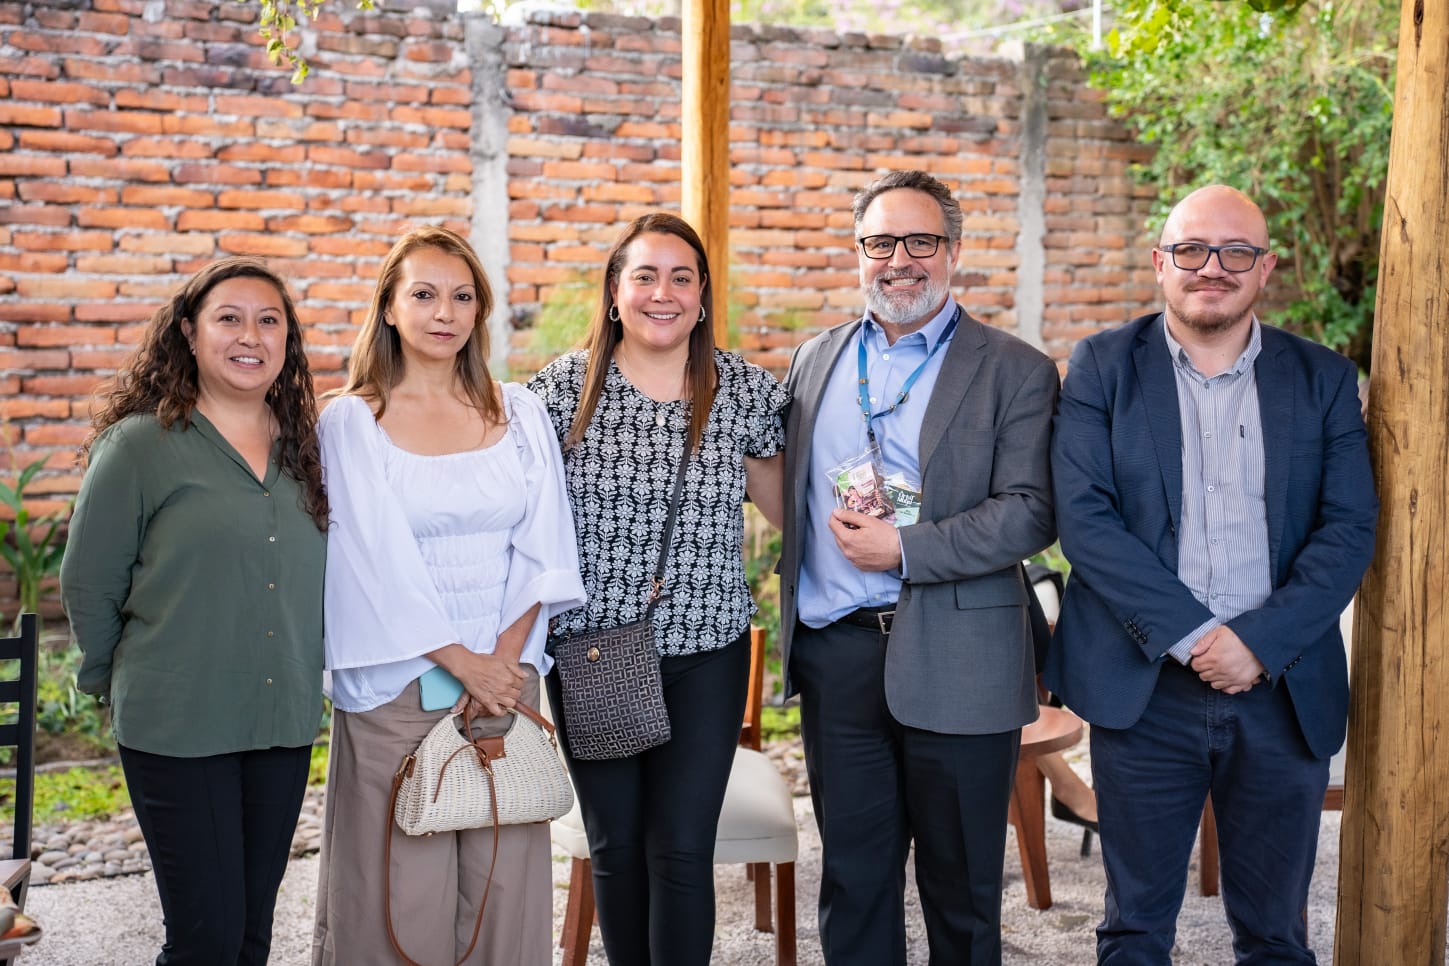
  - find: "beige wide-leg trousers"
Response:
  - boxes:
[312,674,552,965]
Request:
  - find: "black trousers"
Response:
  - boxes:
[792,619,1021,966]
[119,743,311,966]
[548,629,750,966]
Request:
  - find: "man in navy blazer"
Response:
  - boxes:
[1044,185,1378,964]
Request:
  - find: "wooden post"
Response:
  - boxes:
[1335,0,1449,961]
[680,0,730,345]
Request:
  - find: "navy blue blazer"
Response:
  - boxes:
[1042,313,1378,759]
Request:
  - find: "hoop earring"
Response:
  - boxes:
[698,305,707,324]
[608,305,620,323]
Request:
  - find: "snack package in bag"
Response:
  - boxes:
[827,453,895,523]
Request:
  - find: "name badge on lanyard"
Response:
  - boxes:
[826,308,959,528]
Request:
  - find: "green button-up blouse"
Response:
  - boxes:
[60,412,326,758]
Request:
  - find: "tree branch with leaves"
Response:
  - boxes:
[240,0,378,84]
[1086,0,1396,369]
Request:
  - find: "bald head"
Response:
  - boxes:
[1152,184,1277,343]
[1160,185,1270,249]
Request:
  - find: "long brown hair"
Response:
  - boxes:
[337,225,504,428]
[83,256,328,531]
[566,213,717,453]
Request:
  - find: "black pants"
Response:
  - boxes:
[548,629,750,966]
[793,619,1021,966]
[119,743,311,966]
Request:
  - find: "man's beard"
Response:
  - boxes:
[865,270,950,329]
[1166,282,1258,336]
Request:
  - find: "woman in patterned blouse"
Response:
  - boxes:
[529,213,785,965]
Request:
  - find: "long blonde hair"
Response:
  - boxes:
[567,213,717,453]
[338,225,504,427]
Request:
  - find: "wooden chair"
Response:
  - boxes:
[1011,704,1086,909]
[0,614,38,915]
[1011,567,1089,910]
[553,626,798,965]
[1197,602,1355,896]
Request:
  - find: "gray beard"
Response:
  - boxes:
[865,274,950,329]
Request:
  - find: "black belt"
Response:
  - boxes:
[837,605,896,635]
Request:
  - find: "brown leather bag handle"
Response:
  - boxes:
[510,700,554,735]
[384,744,501,966]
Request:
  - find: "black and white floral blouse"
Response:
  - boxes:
[528,348,786,656]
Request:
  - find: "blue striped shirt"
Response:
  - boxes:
[1163,320,1273,664]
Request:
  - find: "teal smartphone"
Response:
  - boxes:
[418,666,464,711]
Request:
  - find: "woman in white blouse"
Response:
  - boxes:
[311,226,584,965]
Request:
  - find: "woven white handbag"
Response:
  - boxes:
[385,702,573,966]
[390,702,573,836]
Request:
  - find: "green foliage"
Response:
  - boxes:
[529,276,596,362]
[760,703,800,743]
[240,0,377,85]
[1089,0,1396,367]
[1029,541,1068,575]
[1,765,129,826]
[34,633,112,757]
[0,458,70,628]
[742,503,784,700]
[0,741,329,830]
[310,741,330,786]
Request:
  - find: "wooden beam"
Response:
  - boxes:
[1335,0,1449,961]
[681,0,730,346]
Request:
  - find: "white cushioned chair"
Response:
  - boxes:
[551,627,798,965]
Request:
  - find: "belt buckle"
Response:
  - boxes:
[876,609,895,635]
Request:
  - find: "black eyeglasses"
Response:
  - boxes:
[857,234,948,260]
[1159,243,1269,273]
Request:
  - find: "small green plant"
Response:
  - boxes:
[0,457,71,630]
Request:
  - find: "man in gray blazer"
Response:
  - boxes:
[780,169,1058,966]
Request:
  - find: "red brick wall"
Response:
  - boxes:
[500,15,1158,372]
[0,0,1159,611]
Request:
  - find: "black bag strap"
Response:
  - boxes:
[644,439,693,618]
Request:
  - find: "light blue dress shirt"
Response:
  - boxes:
[797,299,959,628]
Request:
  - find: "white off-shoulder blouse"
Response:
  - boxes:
[319,385,586,713]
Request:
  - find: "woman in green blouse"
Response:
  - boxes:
[61,256,328,966]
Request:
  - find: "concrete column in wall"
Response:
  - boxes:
[465,14,513,376]
[1013,44,1049,352]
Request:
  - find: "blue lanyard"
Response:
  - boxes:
[856,308,959,435]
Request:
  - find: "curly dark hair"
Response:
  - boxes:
[82,256,328,531]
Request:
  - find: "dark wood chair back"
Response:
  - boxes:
[0,613,39,912]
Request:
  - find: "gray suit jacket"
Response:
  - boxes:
[780,308,1060,734]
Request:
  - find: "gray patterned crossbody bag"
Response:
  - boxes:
[551,441,691,760]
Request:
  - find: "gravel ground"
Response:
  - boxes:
[19,743,1414,966]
